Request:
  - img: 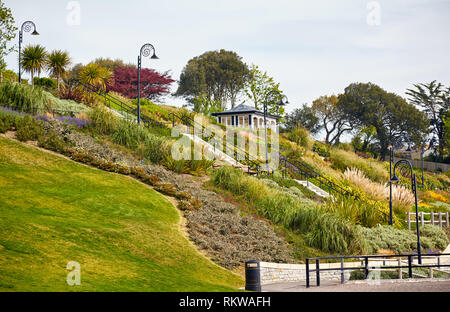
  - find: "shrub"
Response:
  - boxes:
[0,82,53,112]
[361,225,448,254]
[15,115,44,142]
[329,148,388,183]
[0,108,23,129]
[323,195,382,228]
[155,182,178,197]
[138,135,171,164]
[0,119,9,133]
[87,105,119,135]
[287,126,311,149]
[112,119,148,149]
[312,141,330,157]
[211,166,366,254]
[178,198,202,211]
[163,157,214,175]
[33,77,57,89]
[37,132,67,153]
[414,225,449,250]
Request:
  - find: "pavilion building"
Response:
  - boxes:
[211,104,280,130]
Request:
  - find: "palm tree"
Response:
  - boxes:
[78,63,112,91]
[20,44,48,88]
[47,50,71,90]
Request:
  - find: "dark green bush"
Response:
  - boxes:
[15,115,44,142]
[0,119,9,133]
[33,77,58,89]
[37,132,67,153]
[312,141,330,157]
[287,126,311,149]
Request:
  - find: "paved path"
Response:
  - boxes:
[262,278,450,292]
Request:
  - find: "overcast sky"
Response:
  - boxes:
[4,0,450,112]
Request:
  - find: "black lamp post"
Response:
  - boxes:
[18,21,39,83]
[421,146,425,188]
[388,145,394,225]
[390,159,422,264]
[137,43,158,124]
[263,90,288,172]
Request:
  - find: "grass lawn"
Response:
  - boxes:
[0,137,243,291]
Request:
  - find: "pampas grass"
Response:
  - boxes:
[344,167,414,214]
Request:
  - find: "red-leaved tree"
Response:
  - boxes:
[109,66,174,101]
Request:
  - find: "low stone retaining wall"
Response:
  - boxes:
[260,261,352,285]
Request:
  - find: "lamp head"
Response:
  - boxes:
[390,174,400,183]
[151,53,159,60]
[31,30,39,36]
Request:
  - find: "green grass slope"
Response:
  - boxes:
[0,137,242,291]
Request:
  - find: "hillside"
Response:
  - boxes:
[0,137,242,291]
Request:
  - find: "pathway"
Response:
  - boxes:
[262,278,450,292]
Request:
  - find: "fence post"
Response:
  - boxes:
[421,212,424,227]
[340,258,345,284]
[364,257,369,279]
[408,255,413,279]
[431,212,434,226]
[305,259,310,288]
[439,212,443,228]
[398,258,402,279]
[429,267,433,278]
[407,213,411,231]
[447,212,449,228]
[315,259,320,287]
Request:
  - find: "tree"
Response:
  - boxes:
[0,0,17,79]
[47,50,71,90]
[109,66,174,101]
[175,49,249,110]
[406,81,450,154]
[339,82,429,160]
[244,64,284,115]
[283,103,320,134]
[20,44,47,88]
[189,92,222,115]
[93,58,133,72]
[78,63,112,91]
[65,63,83,84]
[311,95,356,145]
[351,126,377,155]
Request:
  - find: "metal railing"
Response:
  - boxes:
[305,253,450,288]
[280,155,353,198]
[74,80,167,128]
[168,112,264,174]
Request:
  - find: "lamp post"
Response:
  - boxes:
[18,21,39,83]
[137,43,158,125]
[391,159,422,264]
[388,145,394,225]
[421,146,425,188]
[263,90,288,173]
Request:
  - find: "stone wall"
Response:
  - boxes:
[259,261,355,285]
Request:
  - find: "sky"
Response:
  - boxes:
[4,0,450,113]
